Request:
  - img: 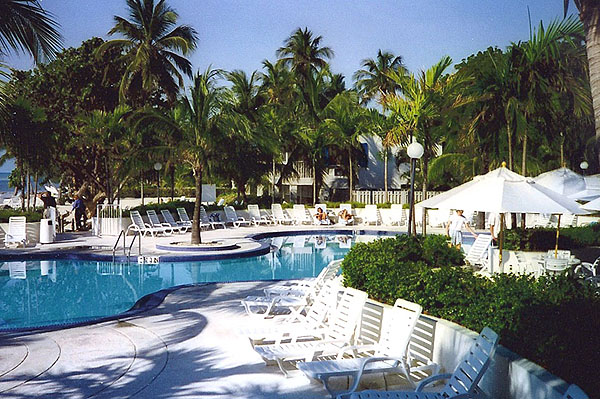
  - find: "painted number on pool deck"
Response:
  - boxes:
[138,256,160,264]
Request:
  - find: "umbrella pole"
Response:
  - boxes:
[499,213,505,268]
[554,214,561,258]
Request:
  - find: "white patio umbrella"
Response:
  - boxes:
[569,174,600,201]
[582,196,600,211]
[534,167,586,197]
[418,165,587,263]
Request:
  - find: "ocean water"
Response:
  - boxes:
[0,172,9,193]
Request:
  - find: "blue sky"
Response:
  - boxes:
[2,0,574,172]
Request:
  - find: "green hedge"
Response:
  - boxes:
[504,224,600,251]
[341,236,600,394]
[0,209,43,223]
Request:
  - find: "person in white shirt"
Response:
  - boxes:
[445,209,478,249]
[488,212,500,243]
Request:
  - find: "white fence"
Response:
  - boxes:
[95,204,122,236]
[352,190,443,205]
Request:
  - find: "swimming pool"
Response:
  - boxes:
[0,234,374,330]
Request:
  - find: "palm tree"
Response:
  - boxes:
[385,56,471,229]
[565,2,600,161]
[362,109,395,201]
[276,27,333,88]
[353,49,406,105]
[320,91,365,201]
[0,0,62,63]
[97,0,198,105]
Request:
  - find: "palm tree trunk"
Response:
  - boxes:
[521,134,527,176]
[140,173,144,206]
[421,156,428,234]
[384,151,388,203]
[26,170,30,211]
[581,5,600,160]
[507,122,513,170]
[33,173,38,209]
[170,166,175,201]
[19,160,25,211]
[191,166,203,244]
[348,148,353,202]
[312,163,317,205]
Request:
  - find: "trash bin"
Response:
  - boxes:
[40,218,54,244]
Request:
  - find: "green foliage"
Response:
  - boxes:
[504,225,600,251]
[342,235,464,303]
[0,209,42,223]
[342,237,600,394]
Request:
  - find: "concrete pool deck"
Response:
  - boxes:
[0,281,418,399]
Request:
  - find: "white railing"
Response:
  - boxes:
[351,190,443,204]
[95,204,122,236]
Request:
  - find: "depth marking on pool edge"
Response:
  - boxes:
[138,256,160,264]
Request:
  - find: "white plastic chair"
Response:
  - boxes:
[161,209,190,233]
[146,210,175,234]
[248,204,272,226]
[362,205,380,226]
[338,204,355,225]
[253,287,368,376]
[224,206,251,227]
[5,216,27,247]
[388,204,405,226]
[264,259,342,298]
[314,204,332,225]
[465,234,493,267]
[271,204,294,225]
[292,204,312,225]
[199,206,226,229]
[347,327,499,399]
[243,278,342,347]
[8,261,27,279]
[298,299,438,397]
[127,210,169,237]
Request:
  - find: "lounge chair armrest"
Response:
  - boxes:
[415,373,453,392]
[335,344,379,359]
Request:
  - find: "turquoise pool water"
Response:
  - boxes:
[0,234,365,330]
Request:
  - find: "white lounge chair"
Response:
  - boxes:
[574,258,600,287]
[224,206,252,227]
[563,384,589,399]
[243,278,342,347]
[271,204,294,225]
[314,204,332,225]
[253,287,368,376]
[248,204,272,226]
[362,205,380,226]
[264,259,342,298]
[464,234,493,267]
[161,209,190,233]
[388,204,406,226]
[298,299,438,397]
[8,261,27,279]
[146,210,175,234]
[4,216,27,247]
[534,213,556,228]
[199,206,226,229]
[347,327,499,399]
[127,210,169,237]
[292,204,312,225]
[338,204,355,225]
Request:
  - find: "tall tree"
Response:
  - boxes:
[276,27,333,88]
[0,0,62,63]
[353,49,405,105]
[97,0,198,105]
[565,1,600,163]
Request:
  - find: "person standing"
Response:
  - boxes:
[71,195,87,231]
[445,209,478,249]
[39,191,57,219]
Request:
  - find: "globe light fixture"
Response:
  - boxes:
[407,141,424,236]
[580,161,589,172]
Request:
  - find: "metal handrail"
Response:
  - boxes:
[127,231,142,263]
[112,230,126,263]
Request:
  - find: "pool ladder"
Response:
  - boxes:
[112,230,142,263]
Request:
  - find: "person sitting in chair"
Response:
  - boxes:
[338,208,352,222]
[315,206,329,224]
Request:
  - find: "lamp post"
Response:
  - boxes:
[580,160,589,176]
[153,162,162,204]
[407,140,424,236]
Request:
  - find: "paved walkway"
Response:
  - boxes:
[0,281,343,399]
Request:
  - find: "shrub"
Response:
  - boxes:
[504,225,600,251]
[0,209,43,223]
[341,237,600,394]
